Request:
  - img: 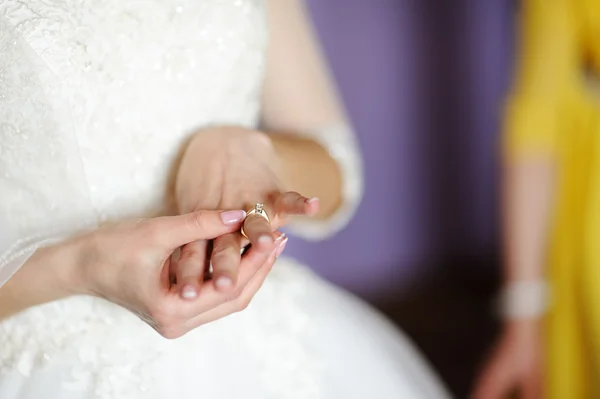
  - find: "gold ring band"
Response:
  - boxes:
[240,203,270,239]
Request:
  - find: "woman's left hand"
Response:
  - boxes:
[175,126,319,296]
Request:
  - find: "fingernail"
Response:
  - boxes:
[220,210,246,225]
[181,285,198,299]
[276,238,288,258]
[215,277,233,289]
[258,234,273,245]
[305,198,320,215]
[274,232,287,243]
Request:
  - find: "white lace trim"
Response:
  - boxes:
[0,235,62,288]
[286,124,364,241]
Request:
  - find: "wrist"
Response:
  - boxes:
[56,235,89,296]
[31,237,86,298]
[0,238,83,319]
[269,133,342,217]
[67,231,108,297]
[505,317,541,330]
[268,135,295,191]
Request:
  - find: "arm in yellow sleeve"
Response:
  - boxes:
[503,0,582,157]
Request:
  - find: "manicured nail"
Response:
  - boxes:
[181,285,197,299]
[220,210,246,225]
[215,276,233,289]
[276,238,288,258]
[304,198,320,216]
[258,234,273,245]
[275,233,287,244]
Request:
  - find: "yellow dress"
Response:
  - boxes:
[505,0,600,397]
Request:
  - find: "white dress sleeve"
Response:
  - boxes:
[261,0,364,241]
[0,231,65,288]
[0,21,97,289]
[0,201,92,290]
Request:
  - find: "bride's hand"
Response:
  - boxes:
[175,126,318,294]
[473,319,544,399]
[75,210,286,338]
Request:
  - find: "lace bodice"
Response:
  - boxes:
[0,0,268,237]
[0,1,270,394]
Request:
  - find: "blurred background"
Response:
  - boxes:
[286,1,516,396]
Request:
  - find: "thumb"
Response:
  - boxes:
[152,210,246,249]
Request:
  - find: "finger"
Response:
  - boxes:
[167,241,274,319]
[236,235,286,301]
[152,210,246,249]
[264,192,319,231]
[167,252,179,285]
[183,235,287,332]
[211,232,242,291]
[176,240,209,300]
[274,191,319,217]
[239,229,281,253]
[242,212,274,252]
[304,197,320,216]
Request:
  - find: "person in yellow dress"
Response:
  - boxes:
[473,0,600,398]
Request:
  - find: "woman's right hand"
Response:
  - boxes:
[473,319,544,399]
[81,210,288,338]
[2,210,286,338]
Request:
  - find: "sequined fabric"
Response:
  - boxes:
[0,0,267,229]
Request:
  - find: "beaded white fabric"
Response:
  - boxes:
[0,1,450,398]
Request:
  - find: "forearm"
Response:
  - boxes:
[0,239,81,320]
[270,133,342,219]
[503,156,556,283]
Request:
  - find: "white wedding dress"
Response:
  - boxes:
[0,1,451,398]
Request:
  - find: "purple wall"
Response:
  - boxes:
[285,0,515,300]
